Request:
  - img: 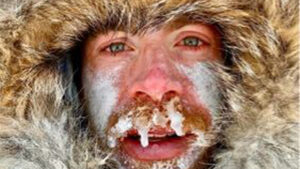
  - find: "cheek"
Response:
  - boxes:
[177,63,221,118]
[82,66,123,136]
[172,47,221,66]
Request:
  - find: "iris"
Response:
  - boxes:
[183,37,200,47]
[109,42,125,53]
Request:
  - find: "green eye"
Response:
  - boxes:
[109,42,125,53]
[182,37,201,47]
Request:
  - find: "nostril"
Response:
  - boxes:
[128,76,183,102]
[162,91,179,102]
[135,91,145,97]
[134,91,147,98]
[134,91,153,102]
[133,90,179,103]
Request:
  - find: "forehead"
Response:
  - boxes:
[86,19,220,42]
[164,18,212,31]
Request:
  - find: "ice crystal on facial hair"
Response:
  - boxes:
[166,98,185,136]
[108,113,133,148]
[139,127,150,147]
[191,130,209,147]
[153,108,168,127]
[135,116,151,147]
[107,136,117,148]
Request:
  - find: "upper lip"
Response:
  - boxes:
[128,129,173,137]
[124,126,191,139]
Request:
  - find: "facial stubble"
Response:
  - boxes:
[82,63,220,169]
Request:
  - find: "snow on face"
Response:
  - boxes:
[83,62,220,147]
[177,62,221,119]
[82,66,122,136]
[166,97,185,136]
[107,97,188,148]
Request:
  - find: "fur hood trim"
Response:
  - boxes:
[0,0,299,168]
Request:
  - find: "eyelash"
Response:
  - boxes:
[174,36,208,52]
[99,41,132,56]
[100,36,206,55]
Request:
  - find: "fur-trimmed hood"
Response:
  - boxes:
[0,0,299,168]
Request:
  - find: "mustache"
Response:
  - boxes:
[105,96,209,148]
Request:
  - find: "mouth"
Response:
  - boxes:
[120,128,196,161]
[107,97,210,162]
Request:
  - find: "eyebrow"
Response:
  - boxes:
[164,17,198,31]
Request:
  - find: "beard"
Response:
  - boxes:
[104,96,216,169]
[82,63,220,169]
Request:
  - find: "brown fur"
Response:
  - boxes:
[0,0,299,168]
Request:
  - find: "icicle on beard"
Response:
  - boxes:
[83,63,220,169]
[105,96,215,169]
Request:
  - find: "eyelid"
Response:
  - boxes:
[97,37,135,53]
[173,31,210,47]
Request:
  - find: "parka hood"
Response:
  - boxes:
[0,0,299,169]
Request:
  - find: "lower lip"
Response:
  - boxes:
[121,135,195,161]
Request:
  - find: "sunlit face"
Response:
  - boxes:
[82,23,222,169]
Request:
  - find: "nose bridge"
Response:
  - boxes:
[143,43,168,67]
[135,43,171,82]
[129,44,183,101]
[140,44,172,82]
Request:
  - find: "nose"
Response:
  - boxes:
[129,66,183,102]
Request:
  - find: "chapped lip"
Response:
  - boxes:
[120,127,196,161]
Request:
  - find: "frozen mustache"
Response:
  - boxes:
[107,97,186,148]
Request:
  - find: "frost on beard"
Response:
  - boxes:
[107,97,186,148]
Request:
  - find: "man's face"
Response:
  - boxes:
[82,23,222,169]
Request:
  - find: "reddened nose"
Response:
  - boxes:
[129,67,183,102]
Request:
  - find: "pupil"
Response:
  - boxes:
[183,37,199,46]
[110,43,124,52]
